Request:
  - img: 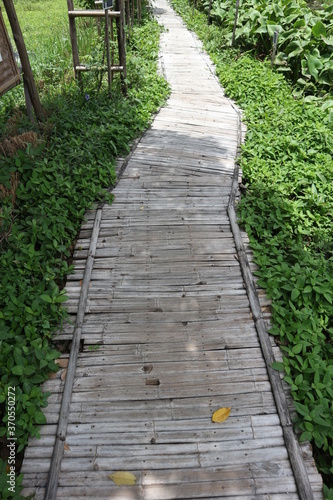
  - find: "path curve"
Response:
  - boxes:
[21,0,323,498]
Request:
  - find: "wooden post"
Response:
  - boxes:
[22,75,35,123]
[137,0,141,24]
[67,0,82,89]
[271,30,278,68]
[115,0,127,94]
[208,0,212,25]
[131,0,134,27]
[3,0,44,122]
[231,0,240,47]
[125,0,130,27]
[111,18,114,70]
[44,207,104,500]
[105,9,112,90]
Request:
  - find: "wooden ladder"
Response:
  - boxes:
[67,0,127,93]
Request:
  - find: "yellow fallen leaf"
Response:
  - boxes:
[55,358,69,368]
[108,471,137,486]
[60,368,68,381]
[212,407,231,423]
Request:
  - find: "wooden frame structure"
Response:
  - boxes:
[2,0,44,121]
[0,7,21,96]
[67,0,127,93]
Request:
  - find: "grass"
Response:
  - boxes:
[170,0,333,497]
[4,0,68,51]
[0,1,169,497]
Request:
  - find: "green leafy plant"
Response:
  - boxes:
[0,0,168,496]
[195,0,333,99]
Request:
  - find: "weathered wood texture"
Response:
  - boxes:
[0,7,21,96]
[21,0,322,498]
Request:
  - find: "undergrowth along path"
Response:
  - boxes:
[21,0,322,498]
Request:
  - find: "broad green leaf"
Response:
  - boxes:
[294,402,309,417]
[35,411,47,424]
[300,431,313,442]
[267,24,283,38]
[312,415,331,428]
[249,9,260,22]
[312,21,327,39]
[284,14,298,24]
[293,19,305,28]
[271,361,285,372]
[297,78,309,87]
[316,171,327,183]
[12,365,23,376]
[55,294,69,303]
[255,25,268,34]
[24,365,36,376]
[324,293,332,304]
[307,54,323,81]
[274,53,288,66]
[40,294,53,303]
[291,288,300,301]
[322,36,333,46]
[329,110,333,126]
[304,421,314,432]
[292,344,303,355]
[286,40,304,58]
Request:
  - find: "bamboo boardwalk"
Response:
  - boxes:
[21,0,323,498]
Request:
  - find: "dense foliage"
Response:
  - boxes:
[200,0,333,115]
[0,1,168,496]
[171,0,333,496]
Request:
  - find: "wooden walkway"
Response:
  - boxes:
[21,0,323,498]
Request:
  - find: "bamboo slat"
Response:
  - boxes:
[20,0,323,497]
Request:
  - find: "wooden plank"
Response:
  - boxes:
[42,367,269,394]
[61,381,272,402]
[75,65,123,72]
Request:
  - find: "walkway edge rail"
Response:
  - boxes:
[44,208,103,500]
[227,108,315,500]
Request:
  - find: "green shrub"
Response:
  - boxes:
[195,0,333,100]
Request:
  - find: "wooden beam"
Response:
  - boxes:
[227,105,314,500]
[3,0,44,122]
[231,0,240,47]
[137,0,141,23]
[68,9,121,18]
[105,8,112,90]
[207,0,212,25]
[22,74,34,123]
[44,207,103,500]
[115,0,127,94]
[125,0,130,27]
[75,65,123,72]
[67,0,81,86]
